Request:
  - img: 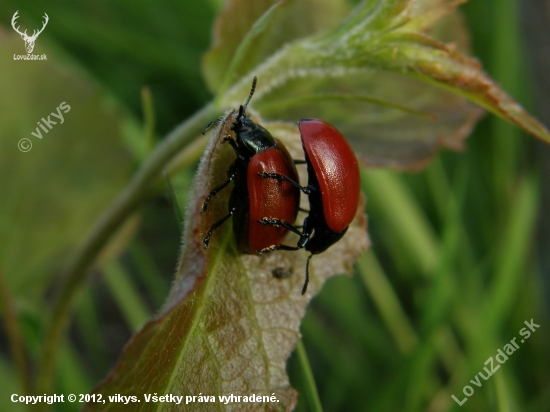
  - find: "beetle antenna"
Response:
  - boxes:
[242,76,257,113]
[301,254,313,295]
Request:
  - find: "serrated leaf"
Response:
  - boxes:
[204,0,549,169]
[85,113,369,411]
[202,0,352,93]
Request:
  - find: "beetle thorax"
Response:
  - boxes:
[232,113,276,155]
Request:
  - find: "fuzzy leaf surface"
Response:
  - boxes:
[84,113,369,411]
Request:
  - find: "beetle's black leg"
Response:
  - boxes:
[302,254,313,295]
[296,216,314,249]
[277,244,301,251]
[222,137,246,161]
[258,218,303,236]
[258,243,300,255]
[258,172,311,195]
[203,203,236,248]
[202,120,219,135]
[257,218,304,254]
[293,159,307,165]
[201,161,238,213]
[298,207,310,213]
[258,217,311,250]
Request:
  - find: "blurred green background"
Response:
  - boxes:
[0,0,549,411]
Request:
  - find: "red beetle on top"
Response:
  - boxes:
[259,119,361,294]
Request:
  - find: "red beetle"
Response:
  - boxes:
[259,119,361,294]
[235,140,300,253]
[201,77,301,254]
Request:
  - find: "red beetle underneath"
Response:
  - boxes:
[240,141,300,253]
[201,77,301,256]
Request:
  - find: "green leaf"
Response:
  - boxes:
[204,0,549,170]
[84,113,369,411]
[202,0,352,93]
[216,1,286,96]
[0,29,133,296]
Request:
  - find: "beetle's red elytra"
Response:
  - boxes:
[299,119,360,233]
[243,141,299,253]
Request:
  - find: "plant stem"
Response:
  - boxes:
[35,103,216,401]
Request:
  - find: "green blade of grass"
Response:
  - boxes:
[141,86,156,156]
[57,343,92,398]
[163,170,184,229]
[74,288,107,371]
[129,240,169,306]
[483,176,539,334]
[296,340,324,412]
[361,169,439,276]
[356,251,418,354]
[101,259,151,333]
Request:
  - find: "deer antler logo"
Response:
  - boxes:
[11,11,49,54]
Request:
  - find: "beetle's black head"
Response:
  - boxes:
[232,77,276,155]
